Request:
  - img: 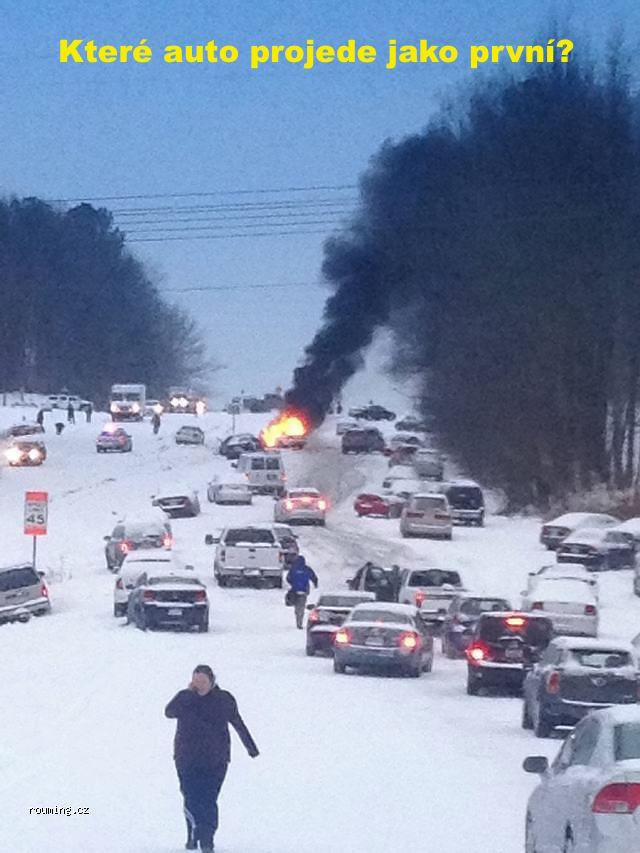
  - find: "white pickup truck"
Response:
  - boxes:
[214,525,284,588]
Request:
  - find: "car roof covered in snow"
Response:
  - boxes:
[318,590,376,601]
[550,637,633,653]
[546,512,617,526]
[442,479,481,488]
[350,602,418,617]
[122,549,177,563]
[561,527,608,544]
[612,518,640,533]
[587,705,640,727]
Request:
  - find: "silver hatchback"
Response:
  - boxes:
[400,493,452,539]
[0,563,51,623]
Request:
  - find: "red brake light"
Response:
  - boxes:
[547,671,561,694]
[592,783,640,814]
[308,609,320,623]
[40,583,48,598]
[466,642,490,663]
[415,591,427,606]
[143,590,156,602]
[334,628,351,645]
[120,541,130,554]
[115,578,124,590]
[285,500,294,511]
[585,604,597,616]
[531,602,544,610]
[318,499,327,511]
[194,590,207,602]
[399,631,419,650]
[504,616,526,629]
[163,535,173,549]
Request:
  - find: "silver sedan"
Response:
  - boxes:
[274,488,327,525]
[207,480,253,505]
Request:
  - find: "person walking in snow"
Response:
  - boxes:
[151,411,161,435]
[36,408,44,429]
[165,665,259,853]
[66,402,75,424]
[85,403,92,423]
[286,554,318,629]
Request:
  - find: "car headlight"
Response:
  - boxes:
[131,402,140,413]
[28,448,41,461]
[6,447,21,463]
[110,403,119,413]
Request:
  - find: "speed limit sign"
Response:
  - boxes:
[24,491,48,536]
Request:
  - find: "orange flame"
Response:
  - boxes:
[261,411,308,448]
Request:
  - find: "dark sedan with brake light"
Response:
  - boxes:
[441,595,512,659]
[305,591,376,655]
[465,612,553,695]
[522,638,639,738]
[126,572,209,632]
[333,602,434,677]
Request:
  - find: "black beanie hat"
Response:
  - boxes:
[193,664,215,683]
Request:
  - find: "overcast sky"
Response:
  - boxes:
[3,0,639,404]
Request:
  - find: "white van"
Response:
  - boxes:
[235,452,286,495]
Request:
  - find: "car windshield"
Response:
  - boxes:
[479,616,552,646]
[318,596,371,608]
[224,528,275,545]
[614,724,640,761]
[0,567,39,591]
[411,497,445,511]
[408,570,461,587]
[147,576,200,586]
[266,457,281,470]
[447,487,483,508]
[605,532,631,544]
[350,609,412,624]
[460,598,509,616]
[569,650,631,668]
[290,491,318,499]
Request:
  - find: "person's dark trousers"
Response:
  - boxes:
[178,763,228,849]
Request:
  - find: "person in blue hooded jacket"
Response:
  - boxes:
[286,554,319,628]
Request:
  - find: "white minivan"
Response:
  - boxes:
[235,452,286,495]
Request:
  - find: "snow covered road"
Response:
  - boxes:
[2,409,640,852]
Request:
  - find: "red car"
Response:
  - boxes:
[354,493,404,518]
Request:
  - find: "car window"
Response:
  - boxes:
[224,528,275,545]
[570,719,600,766]
[250,458,265,470]
[411,497,446,511]
[0,567,40,591]
[147,576,201,586]
[318,595,371,608]
[266,457,281,471]
[350,609,412,624]
[459,598,509,616]
[569,650,631,669]
[614,724,640,761]
[408,570,461,587]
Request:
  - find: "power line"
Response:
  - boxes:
[128,227,336,243]
[160,281,319,294]
[49,183,358,204]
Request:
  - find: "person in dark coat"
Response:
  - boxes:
[151,411,161,434]
[165,665,259,852]
[286,554,318,629]
[66,402,75,424]
[85,403,92,423]
[36,409,44,428]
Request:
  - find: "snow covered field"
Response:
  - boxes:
[2,407,640,853]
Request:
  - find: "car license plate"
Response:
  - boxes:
[505,647,522,661]
[366,636,384,646]
[168,608,182,616]
[244,569,260,577]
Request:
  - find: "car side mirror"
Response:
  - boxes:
[522,756,549,775]
[345,578,353,585]
[37,570,46,579]
[103,535,111,541]
[306,603,315,610]
[204,535,214,545]
[231,462,238,469]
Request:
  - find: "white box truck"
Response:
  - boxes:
[110,384,146,422]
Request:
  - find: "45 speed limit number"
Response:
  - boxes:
[24,491,48,535]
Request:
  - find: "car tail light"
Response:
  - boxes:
[143,590,156,602]
[115,578,124,590]
[585,604,597,616]
[220,548,226,561]
[592,783,640,814]
[415,591,427,606]
[308,609,320,624]
[406,511,423,518]
[547,671,561,694]
[504,616,527,629]
[399,631,419,650]
[531,601,544,610]
[40,583,49,598]
[466,642,490,664]
[194,590,207,602]
[163,535,173,549]
[120,541,130,554]
[434,512,450,520]
[285,500,294,511]
[318,499,327,511]
[334,628,351,645]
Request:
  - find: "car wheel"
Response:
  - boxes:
[113,604,125,618]
[534,708,553,738]
[305,642,316,657]
[444,533,453,541]
[217,575,228,588]
[273,576,283,589]
[443,637,456,659]
[333,659,346,674]
[198,618,209,633]
[135,607,147,631]
[521,699,534,730]
[207,489,215,503]
[634,577,640,597]
[423,654,433,673]
[466,670,480,695]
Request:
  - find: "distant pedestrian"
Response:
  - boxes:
[165,665,259,852]
[85,403,92,423]
[36,409,44,428]
[286,554,318,629]
[67,403,75,424]
[54,422,64,435]
[151,411,161,435]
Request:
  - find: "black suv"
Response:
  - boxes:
[465,612,553,695]
[361,405,396,421]
[341,428,385,454]
[104,518,172,572]
[219,434,260,460]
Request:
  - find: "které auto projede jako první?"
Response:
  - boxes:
[57,37,575,70]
